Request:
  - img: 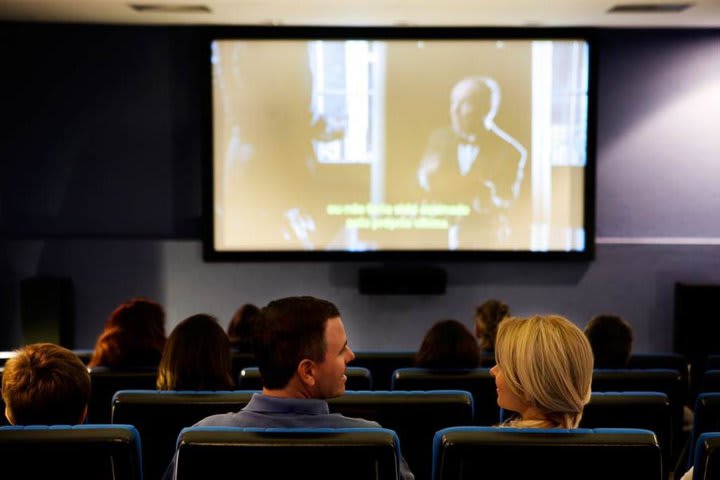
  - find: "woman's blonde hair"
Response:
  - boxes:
[495,315,593,429]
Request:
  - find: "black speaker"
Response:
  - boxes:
[20,276,75,347]
[674,282,720,363]
[358,265,447,295]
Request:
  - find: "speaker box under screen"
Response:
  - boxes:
[20,276,75,347]
[674,282,720,362]
[358,266,447,295]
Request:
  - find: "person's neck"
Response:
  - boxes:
[520,405,551,426]
[262,378,315,399]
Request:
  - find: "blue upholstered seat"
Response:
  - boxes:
[175,426,401,480]
[432,426,662,480]
[111,389,256,480]
[0,424,143,480]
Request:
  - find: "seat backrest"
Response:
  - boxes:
[0,424,142,480]
[689,393,720,468]
[433,427,662,480]
[628,353,688,372]
[239,366,372,390]
[112,389,255,480]
[230,351,256,379]
[700,369,720,394]
[328,390,473,480]
[692,432,720,480]
[591,368,685,443]
[88,368,158,423]
[175,427,400,480]
[580,391,672,478]
[352,352,416,390]
[391,367,498,426]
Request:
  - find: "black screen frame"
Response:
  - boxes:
[202,26,598,262]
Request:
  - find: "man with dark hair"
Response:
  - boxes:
[2,343,91,425]
[583,314,634,368]
[164,296,414,479]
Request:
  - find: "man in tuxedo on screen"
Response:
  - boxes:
[417,76,527,249]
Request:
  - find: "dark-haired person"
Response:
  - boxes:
[583,314,634,368]
[227,303,261,353]
[88,297,167,369]
[474,299,510,353]
[162,296,414,480]
[416,319,480,369]
[2,343,91,425]
[157,314,234,391]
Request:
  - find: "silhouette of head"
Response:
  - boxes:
[450,76,501,141]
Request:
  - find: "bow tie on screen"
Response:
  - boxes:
[457,143,479,176]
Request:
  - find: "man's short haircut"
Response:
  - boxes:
[584,314,634,368]
[255,296,341,389]
[2,343,91,424]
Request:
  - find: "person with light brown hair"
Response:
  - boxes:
[88,297,167,369]
[490,314,593,429]
[474,299,510,352]
[157,314,234,390]
[2,343,91,425]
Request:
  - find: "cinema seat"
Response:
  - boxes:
[230,351,256,379]
[239,366,372,390]
[0,424,142,480]
[175,427,401,480]
[391,367,498,426]
[580,391,672,478]
[88,367,158,423]
[687,393,720,469]
[352,352,416,390]
[328,390,473,480]
[432,426,662,480]
[691,432,720,480]
[592,368,686,450]
[112,389,255,480]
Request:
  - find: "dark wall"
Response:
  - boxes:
[1,24,719,351]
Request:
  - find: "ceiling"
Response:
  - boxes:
[1,0,719,28]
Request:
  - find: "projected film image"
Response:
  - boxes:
[212,38,589,253]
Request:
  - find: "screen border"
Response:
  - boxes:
[202,26,597,262]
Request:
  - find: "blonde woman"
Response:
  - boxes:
[490,315,593,428]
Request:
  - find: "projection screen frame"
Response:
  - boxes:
[202,26,597,262]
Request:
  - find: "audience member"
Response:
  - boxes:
[474,299,510,352]
[491,315,593,428]
[227,303,261,352]
[88,297,167,369]
[163,296,414,480]
[415,319,481,369]
[583,314,634,368]
[157,314,234,390]
[2,343,91,425]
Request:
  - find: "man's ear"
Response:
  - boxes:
[5,405,15,425]
[297,358,317,387]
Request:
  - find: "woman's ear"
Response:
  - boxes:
[297,358,317,387]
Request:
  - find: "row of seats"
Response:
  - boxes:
[1,364,686,426]
[0,424,677,480]
[108,389,674,480]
